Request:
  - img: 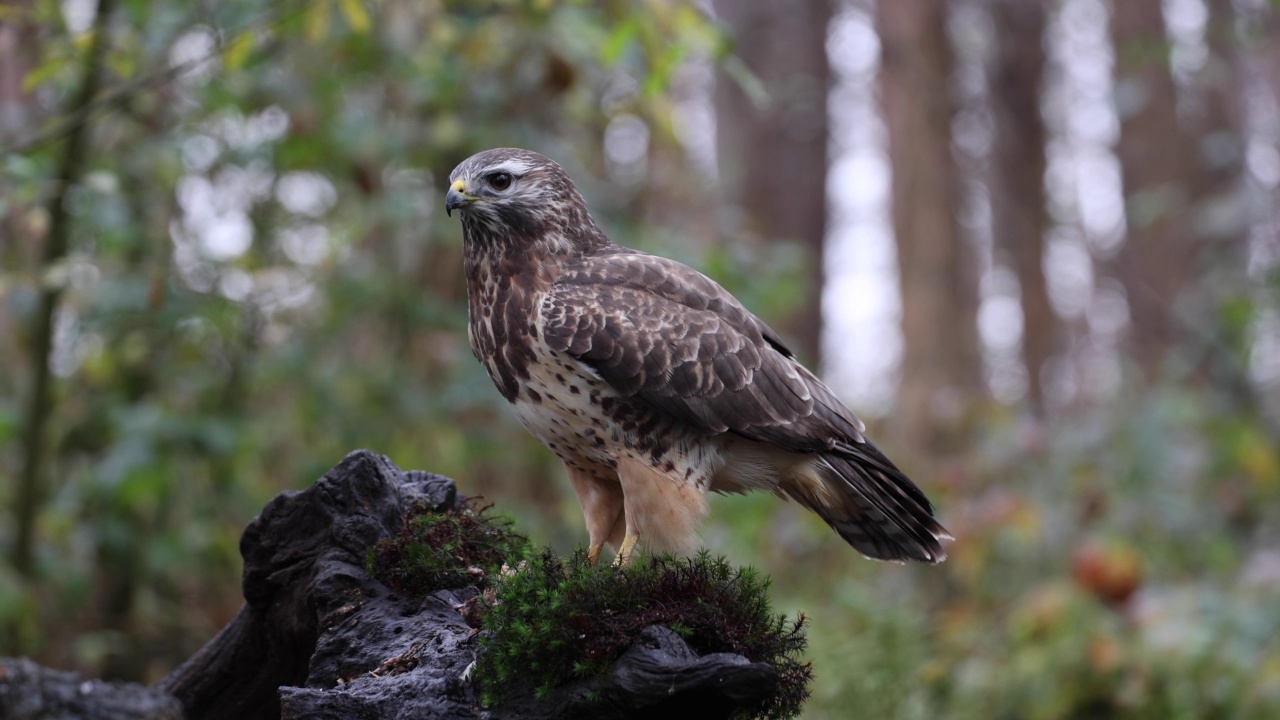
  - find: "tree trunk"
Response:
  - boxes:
[12,0,116,576]
[1266,0,1280,290]
[1191,0,1245,220]
[713,0,832,367]
[988,0,1055,414]
[878,0,982,451]
[1188,0,1253,392]
[0,1,40,406]
[1109,0,1197,379]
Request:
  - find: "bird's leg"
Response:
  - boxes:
[614,456,708,560]
[604,510,626,558]
[613,535,640,567]
[566,465,624,566]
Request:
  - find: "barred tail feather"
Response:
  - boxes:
[784,446,950,564]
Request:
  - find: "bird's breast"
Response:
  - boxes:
[507,339,723,489]
[506,338,618,471]
[464,249,719,488]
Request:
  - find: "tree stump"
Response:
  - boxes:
[3,451,782,719]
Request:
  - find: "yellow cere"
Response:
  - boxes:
[451,179,467,193]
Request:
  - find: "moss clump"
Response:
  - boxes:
[476,549,812,719]
[366,498,531,594]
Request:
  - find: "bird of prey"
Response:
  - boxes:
[446,148,950,566]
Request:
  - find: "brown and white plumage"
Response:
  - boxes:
[446,148,950,564]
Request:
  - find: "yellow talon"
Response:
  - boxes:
[613,535,639,567]
[587,543,603,566]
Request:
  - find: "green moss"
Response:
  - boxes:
[366,498,531,594]
[475,549,812,719]
[366,504,810,718]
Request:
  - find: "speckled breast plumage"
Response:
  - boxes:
[472,290,719,491]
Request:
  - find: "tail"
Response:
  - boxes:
[783,443,951,564]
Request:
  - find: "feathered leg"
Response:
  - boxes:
[614,456,707,565]
[566,465,624,565]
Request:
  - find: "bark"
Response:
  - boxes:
[0,657,182,719]
[0,1,40,404]
[878,0,982,451]
[1188,0,1255,392]
[12,0,116,576]
[1266,0,1280,290]
[1192,0,1245,220]
[1109,0,1197,378]
[988,0,1055,413]
[156,451,462,720]
[714,0,833,367]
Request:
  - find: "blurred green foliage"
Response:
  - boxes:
[706,383,1280,719]
[2,1,1279,718]
[1,0,741,680]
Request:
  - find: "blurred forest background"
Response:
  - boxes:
[3,0,1280,716]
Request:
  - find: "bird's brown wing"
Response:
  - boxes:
[542,251,860,450]
[541,251,949,562]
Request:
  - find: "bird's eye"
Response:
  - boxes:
[488,172,513,191]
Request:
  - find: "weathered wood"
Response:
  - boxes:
[0,657,182,720]
[6,450,780,719]
[157,451,459,720]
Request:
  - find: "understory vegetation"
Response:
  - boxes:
[709,387,1280,720]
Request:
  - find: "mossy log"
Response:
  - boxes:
[152,450,783,719]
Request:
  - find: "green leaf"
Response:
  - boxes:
[223,31,255,70]
[338,0,371,34]
[600,17,636,66]
[306,0,332,43]
[23,54,67,93]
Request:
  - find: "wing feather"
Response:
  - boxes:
[542,251,860,451]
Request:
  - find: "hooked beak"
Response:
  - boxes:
[445,179,469,217]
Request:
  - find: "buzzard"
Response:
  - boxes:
[446,148,950,566]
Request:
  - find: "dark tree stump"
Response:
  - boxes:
[157,451,459,720]
[6,450,781,719]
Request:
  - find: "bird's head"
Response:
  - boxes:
[445,148,606,255]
